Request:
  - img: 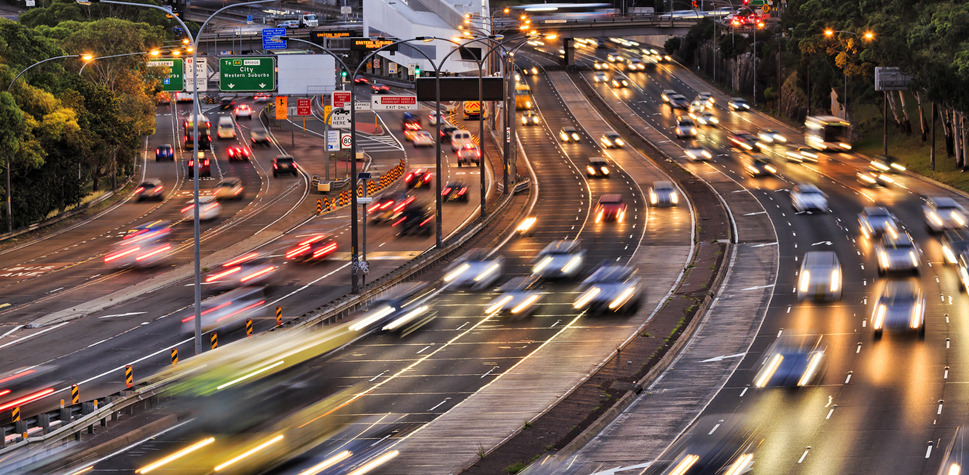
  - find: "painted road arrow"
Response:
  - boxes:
[700,353,746,363]
[812,241,833,246]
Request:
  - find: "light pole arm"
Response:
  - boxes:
[8,55,79,92]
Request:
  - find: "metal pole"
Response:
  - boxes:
[931,101,936,170]
[883,91,888,156]
[435,71,443,248]
[350,80,360,293]
[843,73,847,119]
[503,54,511,194]
[478,60,486,218]
[324,108,331,182]
[752,27,756,106]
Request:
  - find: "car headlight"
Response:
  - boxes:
[891,162,905,171]
[858,173,877,184]
[444,262,470,282]
[587,166,596,175]
[526,101,531,108]
[944,245,957,264]
[764,165,777,174]
[608,286,636,310]
[798,270,811,293]
[754,353,784,388]
[670,192,678,204]
[928,211,944,226]
[873,304,887,329]
[601,166,609,175]
[650,191,657,204]
[953,212,966,226]
[878,251,889,269]
[775,134,787,142]
[798,352,824,387]
[573,287,600,309]
[572,133,580,140]
[830,269,840,292]
[710,117,719,124]
[702,150,712,159]
[840,142,853,150]
[909,251,919,267]
[562,256,582,274]
[911,300,922,329]
[486,295,513,314]
[742,103,750,109]
[872,161,890,171]
[532,256,553,274]
[615,138,624,146]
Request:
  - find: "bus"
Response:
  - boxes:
[805,115,851,151]
[184,114,211,150]
[515,83,533,110]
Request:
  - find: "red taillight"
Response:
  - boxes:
[204,159,209,166]
[215,300,265,322]
[368,204,380,213]
[380,201,394,209]
[0,388,55,412]
[292,162,297,168]
[312,242,337,258]
[224,253,258,267]
[442,187,452,195]
[424,174,432,182]
[155,148,159,154]
[105,246,140,262]
[273,163,278,169]
[420,216,434,226]
[405,173,413,181]
[181,204,193,213]
[135,187,144,194]
[392,217,406,227]
[286,245,311,259]
[135,244,171,261]
[457,188,467,196]
[0,369,35,386]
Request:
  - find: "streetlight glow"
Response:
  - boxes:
[864,31,874,40]
[824,29,834,36]
[82,54,94,61]
[150,49,160,56]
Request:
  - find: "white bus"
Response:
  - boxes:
[805,115,851,151]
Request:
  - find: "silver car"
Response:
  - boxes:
[485,275,543,317]
[649,181,679,207]
[875,230,920,275]
[797,251,842,301]
[728,97,750,111]
[180,286,266,335]
[674,117,698,139]
[752,334,825,388]
[442,249,504,290]
[532,240,585,280]
[572,265,642,314]
[684,146,713,161]
[870,280,925,339]
[790,184,827,213]
[858,206,898,240]
[924,197,968,233]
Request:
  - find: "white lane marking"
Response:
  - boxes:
[0,322,69,350]
[98,312,147,319]
[826,408,835,420]
[427,398,451,411]
[798,449,810,464]
[926,444,933,459]
[481,366,498,378]
[845,373,852,384]
[63,419,195,474]
[0,325,23,339]
[87,338,110,348]
[456,322,469,330]
[699,353,745,363]
[742,284,775,291]
[751,242,778,248]
[739,387,748,397]
[369,370,388,382]
[417,345,431,354]
[708,423,721,435]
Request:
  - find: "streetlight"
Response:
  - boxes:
[77,0,276,356]
[78,46,180,75]
[752,19,765,105]
[823,29,874,119]
[5,54,81,233]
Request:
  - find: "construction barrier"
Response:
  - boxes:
[316,199,322,215]
[11,407,19,423]
[171,348,178,366]
[276,306,282,327]
[246,318,253,336]
[71,385,79,404]
[210,332,218,350]
[124,365,133,388]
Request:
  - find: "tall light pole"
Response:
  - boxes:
[77,0,275,356]
[823,29,874,120]
[752,19,765,106]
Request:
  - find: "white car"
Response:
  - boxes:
[442,249,504,290]
[600,132,624,148]
[688,99,706,113]
[858,206,898,240]
[233,104,252,119]
[758,129,787,143]
[181,196,221,221]
[593,71,608,83]
[752,334,825,388]
[728,97,750,111]
[532,240,585,280]
[627,58,646,71]
[684,146,713,161]
[924,197,968,233]
[428,112,443,125]
[790,184,828,213]
[674,117,698,139]
[697,92,715,106]
[690,110,718,126]
[797,251,842,301]
[870,281,925,339]
[875,230,920,275]
[412,131,434,147]
[649,181,679,207]
[214,177,245,200]
[572,265,642,314]
[485,276,543,317]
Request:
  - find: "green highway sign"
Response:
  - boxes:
[219,57,276,92]
[147,58,184,92]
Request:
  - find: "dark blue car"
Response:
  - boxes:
[155,144,174,161]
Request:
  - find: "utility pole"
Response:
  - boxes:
[931,102,936,170]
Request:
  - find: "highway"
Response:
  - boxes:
[536,40,969,474]
[0,92,487,427]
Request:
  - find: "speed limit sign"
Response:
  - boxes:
[341,132,352,149]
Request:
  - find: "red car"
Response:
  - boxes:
[354,75,370,84]
[285,234,338,262]
[371,83,390,94]
[595,194,627,223]
[405,168,433,189]
[226,145,250,161]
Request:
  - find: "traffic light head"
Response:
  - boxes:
[341,69,347,77]
[414,65,421,76]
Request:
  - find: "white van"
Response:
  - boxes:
[300,13,319,27]
[450,130,473,152]
[217,116,236,139]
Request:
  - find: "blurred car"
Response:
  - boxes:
[371,83,390,94]
[858,206,898,240]
[405,168,433,189]
[728,132,764,152]
[752,334,825,387]
[181,196,221,221]
[610,77,629,88]
[937,427,969,475]
[856,171,894,187]
[219,97,236,110]
[593,71,608,83]
[285,234,338,262]
[450,129,474,151]
[216,117,236,139]
[440,125,458,143]
[649,181,679,207]
[697,92,715,106]
[233,104,252,119]
[428,111,443,126]
[959,251,969,293]
[180,286,266,335]
[870,155,906,173]
[941,229,969,265]
[251,128,272,147]
[785,146,819,163]
[103,223,173,267]
[655,417,757,475]
[875,230,921,275]
[660,89,678,103]
[674,117,698,139]
[573,264,642,314]
[797,251,842,301]
[668,94,690,109]
[187,153,210,178]
[348,282,430,333]
[871,280,925,339]
[728,97,750,111]
[157,92,170,105]
[457,144,481,167]
[272,155,298,177]
[627,58,646,70]
[155,144,174,161]
[688,99,706,113]
[412,131,434,147]
[393,204,434,237]
[532,239,585,280]
[516,216,537,237]
[353,75,369,84]
[790,184,828,213]
[587,157,610,178]
[924,196,968,233]
[559,127,581,143]
[369,192,414,223]
[204,253,277,289]
[278,20,299,28]
[743,154,776,177]
[593,60,609,70]
[214,177,244,200]
[690,110,718,126]
[0,366,60,414]
[443,249,504,290]
[402,111,422,131]
[253,93,270,103]
[226,145,250,161]
[684,146,713,161]
[521,110,540,125]
[757,129,786,143]
[134,179,164,201]
[595,194,627,223]
[600,132,624,148]
[441,181,469,202]
[485,275,543,317]
[606,52,623,62]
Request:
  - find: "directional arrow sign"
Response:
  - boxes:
[219,57,276,92]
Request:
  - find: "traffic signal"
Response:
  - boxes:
[742,0,749,4]
[414,65,421,76]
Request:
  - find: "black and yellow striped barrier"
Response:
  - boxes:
[246,318,253,336]
[316,199,322,215]
[171,348,178,366]
[210,332,218,350]
[276,306,282,327]
[124,365,133,388]
[11,406,19,423]
[71,384,79,404]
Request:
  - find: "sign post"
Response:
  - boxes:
[219,57,276,92]
[331,109,351,128]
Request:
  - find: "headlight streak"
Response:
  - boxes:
[562,256,582,275]
[798,352,823,387]
[216,360,285,391]
[532,256,553,274]
[297,451,353,475]
[878,251,889,269]
[754,353,783,388]
[347,450,400,475]
[830,269,840,292]
[724,453,754,475]
[486,295,514,314]
[213,434,284,471]
[137,437,215,473]
[349,306,395,332]
[911,300,922,329]
[668,454,699,475]
[382,305,429,331]
[511,295,540,314]
[474,262,500,282]
[444,263,470,282]
[609,286,636,310]
[944,246,957,264]
[573,287,601,309]
[798,270,811,293]
[873,304,887,330]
